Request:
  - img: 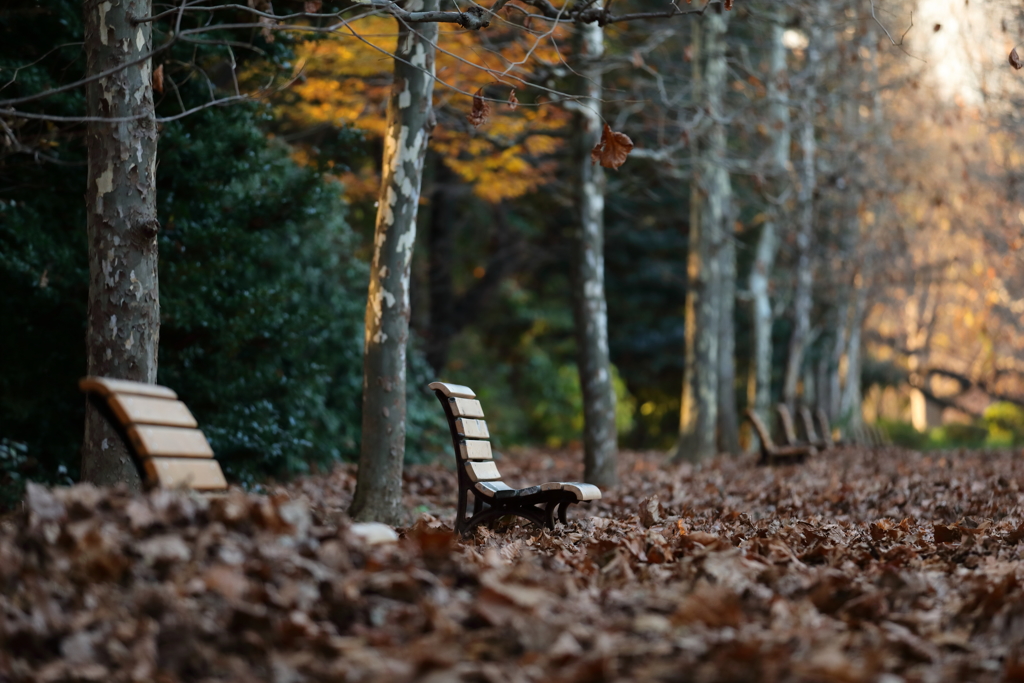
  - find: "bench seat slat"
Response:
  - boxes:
[465,460,502,482]
[475,481,514,498]
[144,458,227,490]
[109,395,199,428]
[128,425,214,458]
[456,418,489,439]
[540,481,601,501]
[459,440,493,460]
[428,382,477,399]
[80,376,177,400]
[450,398,484,419]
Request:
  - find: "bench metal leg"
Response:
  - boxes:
[557,500,571,525]
[461,504,550,536]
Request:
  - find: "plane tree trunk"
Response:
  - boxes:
[676,8,729,462]
[350,1,438,524]
[81,0,159,489]
[782,12,822,411]
[747,8,790,438]
[573,18,618,487]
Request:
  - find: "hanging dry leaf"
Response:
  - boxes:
[723,0,733,9]
[1011,48,1023,70]
[590,124,634,170]
[467,88,490,127]
[508,89,518,111]
[153,64,164,94]
[304,0,322,12]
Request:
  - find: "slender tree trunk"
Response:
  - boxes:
[573,18,617,486]
[747,219,778,429]
[827,298,850,418]
[350,2,438,524]
[676,9,729,462]
[426,158,456,375]
[717,226,740,455]
[841,269,869,427]
[746,9,788,444]
[81,0,158,488]
[782,16,821,410]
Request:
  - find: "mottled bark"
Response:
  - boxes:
[782,15,821,411]
[81,0,159,488]
[717,226,740,455]
[351,1,438,524]
[573,18,617,486]
[676,10,729,463]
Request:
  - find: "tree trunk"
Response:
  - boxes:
[573,18,617,486]
[827,298,850,418]
[782,16,821,411]
[81,0,158,488]
[350,2,438,524]
[746,10,788,445]
[676,9,729,462]
[841,269,869,428]
[717,225,740,455]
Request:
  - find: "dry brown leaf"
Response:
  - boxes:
[467,88,490,127]
[590,124,634,170]
[304,0,322,12]
[153,64,164,94]
[508,89,518,111]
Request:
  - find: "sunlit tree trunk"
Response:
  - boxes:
[747,8,789,440]
[573,18,617,486]
[351,1,438,524]
[782,13,821,411]
[81,0,158,488]
[676,8,729,462]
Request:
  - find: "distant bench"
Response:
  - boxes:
[429,381,600,535]
[745,408,813,465]
[80,377,227,491]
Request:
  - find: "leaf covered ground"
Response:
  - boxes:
[4,446,1024,682]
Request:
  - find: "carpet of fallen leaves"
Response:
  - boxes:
[5,446,1024,682]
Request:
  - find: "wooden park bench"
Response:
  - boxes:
[799,406,831,451]
[80,377,227,491]
[814,408,836,449]
[429,381,601,535]
[745,408,813,465]
[776,403,818,456]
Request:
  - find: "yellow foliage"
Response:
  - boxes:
[281,17,572,202]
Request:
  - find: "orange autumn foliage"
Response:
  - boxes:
[284,16,572,203]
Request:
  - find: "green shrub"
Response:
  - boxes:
[983,402,1024,446]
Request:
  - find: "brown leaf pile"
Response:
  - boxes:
[4,446,1024,682]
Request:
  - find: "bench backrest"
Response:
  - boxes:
[776,404,800,446]
[815,408,835,448]
[745,408,777,451]
[798,407,821,444]
[80,377,227,490]
[428,381,514,497]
